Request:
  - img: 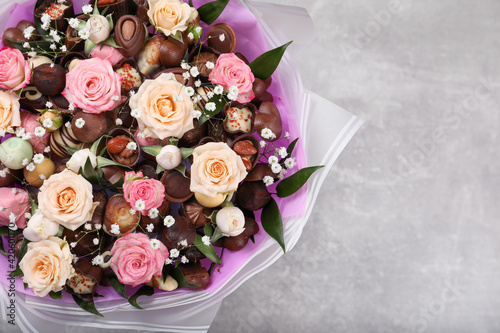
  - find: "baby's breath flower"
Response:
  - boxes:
[75,118,85,129]
[263,175,274,186]
[164,215,175,227]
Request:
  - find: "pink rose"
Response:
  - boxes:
[0,47,30,91]
[110,233,168,287]
[20,111,49,154]
[0,188,30,229]
[90,44,125,66]
[62,58,122,114]
[123,171,165,216]
[208,53,255,103]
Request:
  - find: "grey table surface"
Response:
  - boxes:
[210,0,500,332]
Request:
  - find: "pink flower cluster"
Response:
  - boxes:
[123,171,165,216]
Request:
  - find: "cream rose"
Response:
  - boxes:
[37,169,98,230]
[129,73,194,140]
[0,90,20,134]
[66,148,97,173]
[19,236,75,297]
[190,142,247,198]
[23,212,60,242]
[147,0,193,36]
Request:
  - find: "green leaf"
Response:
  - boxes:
[94,293,104,298]
[194,234,221,264]
[0,227,9,236]
[206,211,218,224]
[180,147,194,160]
[84,39,97,56]
[64,146,79,155]
[261,198,285,253]
[30,202,38,217]
[210,227,223,243]
[175,164,187,177]
[72,295,103,317]
[49,291,62,299]
[197,94,228,128]
[141,145,162,157]
[204,223,214,237]
[128,285,154,310]
[9,268,23,278]
[189,0,193,6]
[156,164,165,174]
[287,138,299,156]
[103,37,122,49]
[90,136,105,156]
[106,14,114,30]
[10,237,30,277]
[96,156,128,169]
[197,0,230,24]
[110,277,128,300]
[168,138,179,146]
[249,41,293,80]
[4,39,52,53]
[170,267,200,289]
[276,166,324,198]
[81,157,101,184]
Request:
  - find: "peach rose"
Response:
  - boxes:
[147,0,194,36]
[190,142,247,197]
[0,90,20,134]
[37,169,97,230]
[129,73,194,140]
[19,236,75,297]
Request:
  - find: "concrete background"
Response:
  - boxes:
[210,0,500,332]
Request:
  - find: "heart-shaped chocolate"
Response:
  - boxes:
[2,20,39,47]
[253,101,282,141]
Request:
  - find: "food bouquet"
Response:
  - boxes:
[0,0,324,317]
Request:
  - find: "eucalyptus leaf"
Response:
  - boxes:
[49,291,62,299]
[249,41,293,80]
[287,138,299,156]
[128,285,154,309]
[261,198,285,253]
[276,166,324,198]
[72,295,103,317]
[198,0,230,24]
[141,145,162,156]
[194,234,221,264]
[110,277,128,300]
[180,147,194,160]
[170,266,200,289]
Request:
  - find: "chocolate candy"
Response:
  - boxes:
[60,52,87,72]
[245,163,275,182]
[106,128,141,167]
[115,15,146,58]
[184,246,206,263]
[207,23,236,54]
[161,216,196,251]
[139,196,171,233]
[237,181,271,211]
[178,262,210,290]
[192,52,218,77]
[113,103,137,131]
[231,134,261,171]
[66,260,103,299]
[34,0,74,32]
[49,94,76,114]
[103,195,140,236]
[3,20,39,47]
[160,37,188,68]
[64,15,86,53]
[223,102,256,134]
[135,35,165,76]
[223,232,249,251]
[101,165,126,185]
[71,111,107,144]
[254,101,282,141]
[153,68,194,88]
[63,226,100,257]
[114,59,143,94]
[49,124,84,157]
[32,63,66,96]
[180,197,213,228]
[19,86,48,113]
[91,0,130,23]
[160,169,193,202]
[179,119,208,147]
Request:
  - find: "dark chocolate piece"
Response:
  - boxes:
[207,23,236,54]
[114,15,146,58]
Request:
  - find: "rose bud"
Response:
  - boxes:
[156,145,182,170]
[38,110,63,132]
[86,14,111,45]
[216,206,245,237]
[66,148,97,173]
[23,212,60,242]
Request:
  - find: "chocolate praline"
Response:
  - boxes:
[34,0,74,32]
[254,101,282,141]
[32,63,66,96]
[114,15,146,58]
[71,111,107,144]
[178,262,210,290]
[192,52,218,77]
[207,23,236,54]
[19,86,48,114]
[237,181,271,211]
[161,216,196,251]
[160,169,193,202]
[180,197,213,228]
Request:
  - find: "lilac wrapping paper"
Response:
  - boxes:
[0,0,307,302]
